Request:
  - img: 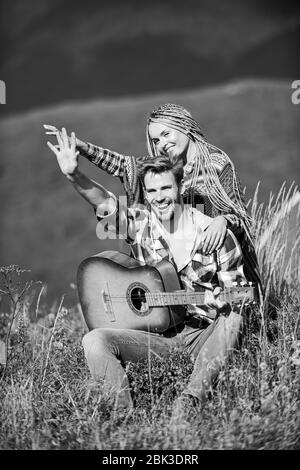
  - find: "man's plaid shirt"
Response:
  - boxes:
[96,199,246,322]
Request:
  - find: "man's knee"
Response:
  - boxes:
[82,328,114,359]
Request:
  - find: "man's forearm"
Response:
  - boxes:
[66,168,114,210]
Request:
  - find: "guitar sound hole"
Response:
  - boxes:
[127,282,151,317]
[131,287,147,311]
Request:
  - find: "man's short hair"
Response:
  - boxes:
[137,156,184,187]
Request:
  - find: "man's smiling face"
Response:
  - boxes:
[144,170,181,222]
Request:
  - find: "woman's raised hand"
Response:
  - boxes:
[44,124,66,144]
[46,127,79,177]
[44,123,86,153]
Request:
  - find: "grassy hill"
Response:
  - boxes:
[0,79,299,300]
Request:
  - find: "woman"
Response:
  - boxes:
[45,103,262,292]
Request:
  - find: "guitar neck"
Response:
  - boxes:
[146,290,233,307]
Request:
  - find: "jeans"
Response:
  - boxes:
[82,310,243,408]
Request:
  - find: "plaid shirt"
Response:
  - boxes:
[80,142,242,232]
[96,200,246,322]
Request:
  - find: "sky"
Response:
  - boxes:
[0,0,300,114]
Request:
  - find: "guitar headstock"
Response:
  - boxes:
[225,281,257,308]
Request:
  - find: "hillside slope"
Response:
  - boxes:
[0,79,299,300]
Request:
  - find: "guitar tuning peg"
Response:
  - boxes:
[240,281,246,286]
[232,282,237,286]
[249,281,253,286]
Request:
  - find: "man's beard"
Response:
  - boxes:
[151,201,183,228]
[151,202,175,222]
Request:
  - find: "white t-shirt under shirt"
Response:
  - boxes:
[156,206,213,272]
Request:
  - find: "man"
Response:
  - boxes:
[47,128,248,418]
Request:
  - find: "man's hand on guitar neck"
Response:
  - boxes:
[204,286,231,315]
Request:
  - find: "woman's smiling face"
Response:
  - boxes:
[148,122,190,160]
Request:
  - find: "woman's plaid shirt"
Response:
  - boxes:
[96,201,246,322]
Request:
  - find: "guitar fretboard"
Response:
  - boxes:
[145,290,234,307]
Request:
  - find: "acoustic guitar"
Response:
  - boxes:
[77,251,256,333]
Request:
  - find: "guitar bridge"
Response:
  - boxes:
[101,289,116,322]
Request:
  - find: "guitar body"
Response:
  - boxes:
[77,251,186,333]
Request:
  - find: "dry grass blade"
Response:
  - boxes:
[251,182,300,300]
